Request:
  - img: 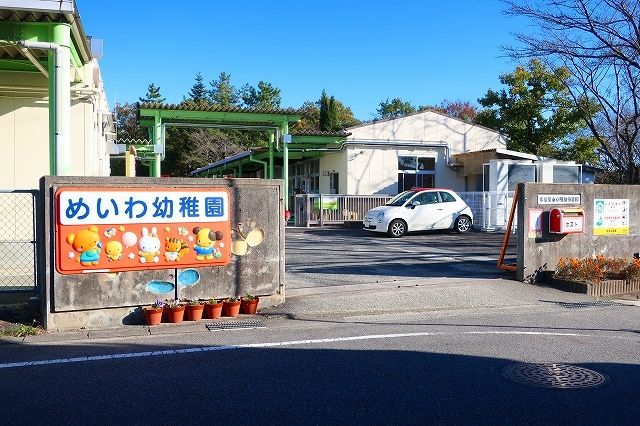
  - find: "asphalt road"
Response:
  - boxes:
[1,227,638,425]
[285,226,518,288]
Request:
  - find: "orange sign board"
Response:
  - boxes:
[55,187,231,274]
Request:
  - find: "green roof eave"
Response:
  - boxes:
[138,102,304,125]
[0,20,90,68]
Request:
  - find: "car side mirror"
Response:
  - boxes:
[409,200,420,209]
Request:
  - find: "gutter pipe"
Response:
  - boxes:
[17,39,70,175]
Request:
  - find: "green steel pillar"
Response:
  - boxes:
[47,43,55,174]
[238,163,243,176]
[268,131,275,179]
[49,23,71,175]
[281,121,289,209]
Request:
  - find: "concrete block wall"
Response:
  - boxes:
[517,183,640,283]
[39,176,285,330]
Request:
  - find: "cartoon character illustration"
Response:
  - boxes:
[138,227,160,263]
[193,227,223,260]
[66,226,102,266]
[105,240,123,261]
[164,237,189,262]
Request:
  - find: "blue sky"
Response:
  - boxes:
[79,0,527,120]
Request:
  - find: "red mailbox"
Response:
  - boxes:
[549,208,584,234]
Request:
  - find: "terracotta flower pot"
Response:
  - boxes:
[164,305,185,323]
[143,307,163,326]
[185,304,204,321]
[240,297,259,315]
[222,300,241,317]
[204,302,223,319]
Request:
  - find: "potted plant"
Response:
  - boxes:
[222,296,241,317]
[164,299,185,323]
[240,292,260,314]
[143,299,164,326]
[185,299,205,321]
[204,298,223,319]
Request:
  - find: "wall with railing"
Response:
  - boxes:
[294,194,393,227]
[293,192,516,232]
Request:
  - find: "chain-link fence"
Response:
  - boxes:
[0,190,38,291]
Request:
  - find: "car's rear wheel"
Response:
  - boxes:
[387,219,407,238]
[455,215,472,233]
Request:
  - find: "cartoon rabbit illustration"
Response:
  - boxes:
[138,227,160,263]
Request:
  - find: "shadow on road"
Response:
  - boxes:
[0,340,636,425]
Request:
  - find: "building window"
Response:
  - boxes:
[507,164,537,191]
[553,165,581,183]
[483,164,490,191]
[398,155,436,192]
[398,156,417,171]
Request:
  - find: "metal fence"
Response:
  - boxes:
[293,191,516,232]
[458,191,516,232]
[0,190,38,291]
[294,194,393,227]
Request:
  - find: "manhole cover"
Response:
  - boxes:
[502,363,608,389]
[206,320,265,330]
[555,301,628,309]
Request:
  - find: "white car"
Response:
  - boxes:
[363,188,473,237]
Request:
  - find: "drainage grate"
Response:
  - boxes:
[206,320,265,330]
[554,300,629,309]
[502,363,608,389]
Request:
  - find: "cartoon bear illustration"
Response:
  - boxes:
[105,240,123,261]
[164,237,189,262]
[66,226,102,266]
[193,227,223,260]
[138,227,160,263]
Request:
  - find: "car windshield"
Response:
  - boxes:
[385,191,417,207]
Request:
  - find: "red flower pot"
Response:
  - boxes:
[240,297,260,314]
[185,304,204,321]
[143,307,163,326]
[222,300,241,317]
[204,302,223,319]
[164,306,185,323]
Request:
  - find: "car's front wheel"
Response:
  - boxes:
[455,215,472,233]
[387,219,407,238]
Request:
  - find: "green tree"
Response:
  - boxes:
[476,59,590,157]
[138,83,165,103]
[186,72,208,105]
[208,72,239,107]
[420,100,478,122]
[316,90,352,132]
[505,0,640,182]
[556,135,600,165]
[375,98,416,119]
[240,81,281,109]
[319,90,330,131]
[296,95,360,132]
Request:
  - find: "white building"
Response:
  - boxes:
[305,110,590,196]
[0,1,114,190]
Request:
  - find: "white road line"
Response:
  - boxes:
[0,330,625,370]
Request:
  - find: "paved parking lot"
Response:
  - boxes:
[285,227,518,289]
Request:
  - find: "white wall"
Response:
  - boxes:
[0,59,111,190]
[342,144,463,195]
[319,151,346,193]
[346,146,397,194]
